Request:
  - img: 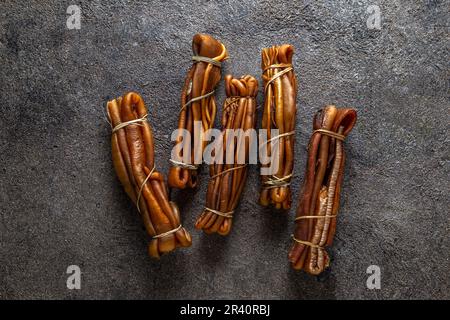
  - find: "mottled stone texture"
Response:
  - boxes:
[0,0,448,299]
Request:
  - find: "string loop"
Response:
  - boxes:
[136,166,156,213]
[153,224,183,239]
[204,207,234,218]
[169,158,199,170]
[263,173,293,189]
[312,129,345,141]
[180,90,215,113]
[260,130,295,149]
[292,235,325,250]
[192,55,222,67]
[210,165,247,180]
[112,114,148,134]
[263,63,293,91]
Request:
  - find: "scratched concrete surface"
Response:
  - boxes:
[0,0,448,299]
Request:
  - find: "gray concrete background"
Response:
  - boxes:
[0,0,448,299]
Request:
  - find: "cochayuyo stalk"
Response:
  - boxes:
[107,92,192,258]
[289,105,357,274]
[259,45,297,210]
[195,75,258,235]
[168,34,228,189]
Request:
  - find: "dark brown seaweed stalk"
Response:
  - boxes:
[289,105,357,274]
[107,92,192,258]
[195,75,258,235]
[168,34,228,189]
[259,44,297,210]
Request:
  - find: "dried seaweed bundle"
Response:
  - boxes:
[107,92,192,258]
[259,44,297,210]
[289,105,357,274]
[168,34,228,189]
[195,75,258,235]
